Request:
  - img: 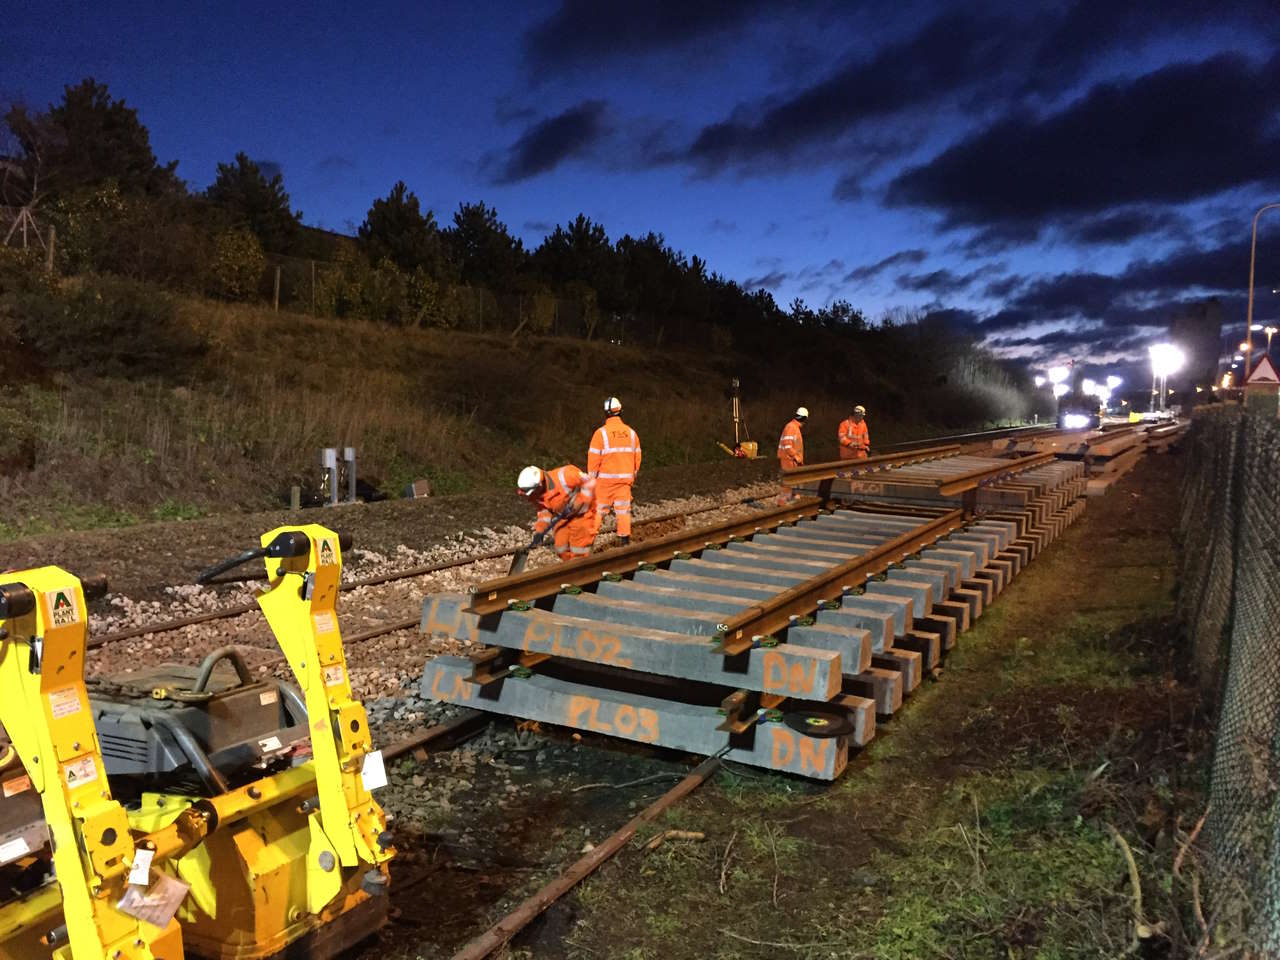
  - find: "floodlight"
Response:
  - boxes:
[1082,378,1097,395]
[1047,365,1069,384]
[1062,413,1091,429]
[1052,383,1069,398]
[1148,343,1185,378]
[1234,354,1245,362]
[1033,375,1046,387]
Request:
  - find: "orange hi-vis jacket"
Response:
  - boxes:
[587,416,642,482]
[838,417,870,459]
[777,418,804,470]
[533,464,596,534]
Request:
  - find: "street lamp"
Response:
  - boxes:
[1148,343,1185,412]
[1246,202,1280,360]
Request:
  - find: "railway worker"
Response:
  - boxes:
[516,464,598,561]
[838,405,871,460]
[588,396,642,546]
[776,406,808,504]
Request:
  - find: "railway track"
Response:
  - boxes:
[84,489,772,650]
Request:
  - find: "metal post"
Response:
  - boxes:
[1246,203,1280,365]
[273,266,281,312]
[322,448,338,507]
[46,225,55,273]
[344,447,356,502]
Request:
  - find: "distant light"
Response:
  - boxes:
[1266,326,1279,336]
[1251,323,1265,331]
[1052,383,1069,398]
[1148,343,1185,378]
[1096,386,1112,404]
[1062,413,1091,429]
[1234,354,1245,362]
[1047,365,1070,385]
[1222,372,1233,388]
[1232,363,1239,369]
[1033,375,1046,387]
[1081,377,1098,396]
[1106,375,1122,389]
[1195,386,1203,393]
[1239,341,1250,352]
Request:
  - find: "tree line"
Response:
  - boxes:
[1,79,1042,425]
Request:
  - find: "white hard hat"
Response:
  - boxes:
[516,466,543,494]
[795,406,809,419]
[854,404,866,414]
[604,396,622,414]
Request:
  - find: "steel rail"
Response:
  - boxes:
[713,508,964,654]
[934,452,1056,497]
[466,497,826,615]
[779,444,962,487]
[450,754,722,960]
[876,423,1054,452]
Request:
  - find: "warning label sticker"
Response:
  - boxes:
[45,589,79,628]
[63,756,97,788]
[48,687,82,720]
[318,538,337,566]
[323,664,346,687]
[259,689,279,706]
[313,611,337,635]
[2,775,31,798]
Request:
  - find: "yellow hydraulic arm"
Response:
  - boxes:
[0,569,183,960]
[254,525,394,911]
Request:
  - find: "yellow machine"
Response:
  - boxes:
[0,525,393,960]
[119,525,394,959]
[0,568,185,960]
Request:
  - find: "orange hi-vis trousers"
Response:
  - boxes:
[595,479,634,537]
[553,513,598,561]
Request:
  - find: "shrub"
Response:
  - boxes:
[209,229,265,300]
[10,275,207,378]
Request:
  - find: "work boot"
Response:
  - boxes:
[619,535,631,546]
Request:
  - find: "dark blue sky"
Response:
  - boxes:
[8,0,1280,382]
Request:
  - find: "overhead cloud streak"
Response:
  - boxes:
[491,100,609,183]
[886,53,1280,227]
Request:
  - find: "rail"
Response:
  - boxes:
[466,497,825,614]
[934,452,1057,496]
[778,444,962,487]
[713,508,964,654]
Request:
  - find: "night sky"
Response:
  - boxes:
[9,0,1280,384]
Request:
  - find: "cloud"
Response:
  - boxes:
[1059,207,1192,246]
[887,53,1280,227]
[895,263,1005,296]
[523,220,554,234]
[685,12,1013,172]
[742,269,788,291]
[844,248,926,283]
[524,1,773,74]
[314,154,356,172]
[708,218,738,233]
[491,100,609,183]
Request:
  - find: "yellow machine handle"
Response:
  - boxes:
[0,568,184,960]
[254,526,394,907]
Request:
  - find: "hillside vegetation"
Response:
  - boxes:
[0,79,1045,538]
[0,256,1040,539]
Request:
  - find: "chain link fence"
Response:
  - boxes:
[1177,405,1280,947]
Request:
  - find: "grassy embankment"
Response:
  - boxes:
[1,283,1030,540]
[548,457,1221,959]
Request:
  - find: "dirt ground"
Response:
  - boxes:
[356,451,1215,959]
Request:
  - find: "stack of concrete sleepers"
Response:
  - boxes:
[419,499,1056,781]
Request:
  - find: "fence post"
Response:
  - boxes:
[45,225,55,273]
[310,259,316,315]
[273,266,281,312]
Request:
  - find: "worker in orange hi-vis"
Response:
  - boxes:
[776,406,808,504]
[516,464,598,561]
[588,396,642,545]
[838,404,871,460]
